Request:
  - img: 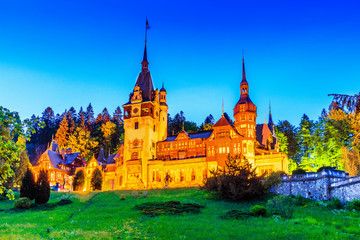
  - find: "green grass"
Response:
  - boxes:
[1,188,360,239]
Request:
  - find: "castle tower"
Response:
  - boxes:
[233,56,257,163]
[122,31,167,188]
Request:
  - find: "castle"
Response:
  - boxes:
[31,40,289,191]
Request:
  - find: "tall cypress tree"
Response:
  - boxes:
[20,168,36,200]
[35,169,50,204]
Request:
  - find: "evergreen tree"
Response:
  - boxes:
[101,121,116,156]
[55,115,69,150]
[66,109,76,135]
[20,168,36,200]
[113,106,123,124]
[35,169,50,204]
[73,170,85,191]
[85,103,95,129]
[101,108,111,123]
[91,168,103,191]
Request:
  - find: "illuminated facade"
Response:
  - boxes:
[31,42,288,191]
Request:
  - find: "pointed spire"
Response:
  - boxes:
[268,101,274,126]
[143,44,148,63]
[222,99,224,115]
[141,18,149,71]
[242,50,247,82]
[265,109,267,124]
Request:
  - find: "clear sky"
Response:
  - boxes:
[1,0,359,127]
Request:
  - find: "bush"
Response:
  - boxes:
[327,197,343,210]
[20,168,36,200]
[201,155,265,201]
[317,166,336,172]
[267,195,295,219]
[292,169,306,175]
[250,205,267,216]
[291,194,312,206]
[91,168,102,191]
[35,169,50,204]
[346,199,360,211]
[73,170,85,191]
[14,197,32,209]
[263,171,285,193]
[120,194,126,200]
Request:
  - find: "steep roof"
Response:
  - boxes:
[47,150,64,170]
[213,115,231,127]
[64,153,80,165]
[164,131,213,142]
[135,71,154,101]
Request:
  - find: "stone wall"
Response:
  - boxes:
[274,169,360,202]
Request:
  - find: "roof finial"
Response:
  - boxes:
[265,109,267,124]
[142,18,150,71]
[222,99,224,115]
[182,121,185,131]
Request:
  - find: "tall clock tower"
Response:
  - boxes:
[122,42,168,188]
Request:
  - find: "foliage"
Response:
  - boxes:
[316,166,336,172]
[55,115,69,150]
[292,169,306,175]
[168,111,200,135]
[266,195,295,219]
[262,171,285,193]
[220,209,253,219]
[35,169,50,204]
[91,168,102,191]
[202,155,265,201]
[20,168,36,200]
[134,201,205,216]
[345,199,360,211]
[276,120,300,169]
[339,147,360,176]
[291,194,313,206]
[250,205,267,216]
[14,197,32,209]
[73,170,85,191]
[327,197,343,210]
[67,126,98,161]
[0,106,31,200]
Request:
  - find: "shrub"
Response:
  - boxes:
[263,171,285,193]
[73,170,85,191]
[35,169,50,204]
[250,205,267,216]
[120,194,126,200]
[327,197,343,210]
[91,168,102,191]
[317,166,336,172]
[201,155,265,201]
[20,168,36,200]
[14,197,32,209]
[134,201,205,216]
[292,169,306,175]
[292,194,312,206]
[346,199,360,211]
[220,210,253,219]
[267,195,295,219]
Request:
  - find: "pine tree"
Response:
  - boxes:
[35,169,50,204]
[85,103,95,129]
[20,168,36,200]
[101,108,111,123]
[113,106,123,124]
[91,168,103,191]
[55,115,69,150]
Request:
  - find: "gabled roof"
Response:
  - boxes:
[47,150,64,170]
[64,153,80,165]
[97,149,106,164]
[213,115,231,127]
[175,130,190,141]
[164,131,213,142]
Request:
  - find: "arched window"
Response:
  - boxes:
[131,152,138,160]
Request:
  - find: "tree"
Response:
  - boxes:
[0,106,29,199]
[73,170,85,191]
[85,103,95,129]
[91,168,103,191]
[67,126,98,161]
[101,121,116,156]
[5,150,30,189]
[202,155,265,201]
[55,115,69,150]
[113,106,123,124]
[20,168,36,200]
[35,169,50,204]
[101,108,111,123]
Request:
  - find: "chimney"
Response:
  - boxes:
[66,148,72,154]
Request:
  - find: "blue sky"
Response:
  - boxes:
[0,0,359,127]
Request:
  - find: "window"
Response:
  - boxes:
[153,125,156,132]
[135,122,139,129]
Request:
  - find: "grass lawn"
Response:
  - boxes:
[1,188,360,239]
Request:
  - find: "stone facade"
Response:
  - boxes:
[276,169,360,202]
